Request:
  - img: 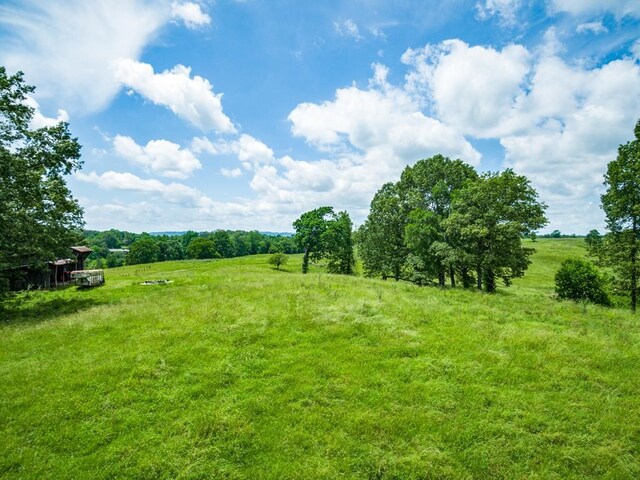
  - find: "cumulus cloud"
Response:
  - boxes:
[75,171,214,209]
[113,135,202,179]
[171,2,211,28]
[334,19,363,41]
[113,59,236,133]
[576,21,608,34]
[199,134,276,169]
[0,0,169,113]
[402,40,530,138]
[288,63,480,165]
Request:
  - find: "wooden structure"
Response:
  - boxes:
[50,259,75,287]
[71,246,93,271]
[70,269,105,287]
[8,246,94,291]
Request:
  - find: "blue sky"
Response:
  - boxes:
[1,0,639,233]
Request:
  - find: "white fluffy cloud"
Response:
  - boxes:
[288,64,480,165]
[75,171,214,209]
[0,0,170,113]
[549,0,640,18]
[113,59,236,133]
[198,134,276,169]
[171,2,211,28]
[402,40,530,138]
[113,135,202,179]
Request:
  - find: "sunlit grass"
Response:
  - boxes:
[1,239,639,479]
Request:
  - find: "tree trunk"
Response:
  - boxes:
[476,266,482,290]
[633,225,638,312]
[461,266,472,289]
[302,248,310,274]
[484,268,496,293]
[449,266,456,288]
[438,269,445,287]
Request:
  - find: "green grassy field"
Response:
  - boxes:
[1,239,639,479]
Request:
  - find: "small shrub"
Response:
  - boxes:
[268,253,288,270]
[554,258,611,306]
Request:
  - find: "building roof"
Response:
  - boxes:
[50,259,74,266]
[71,246,92,253]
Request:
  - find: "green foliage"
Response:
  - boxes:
[359,155,546,291]
[555,258,612,306]
[267,252,288,270]
[1,240,639,479]
[127,238,160,265]
[293,207,355,275]
[445,169,547,292]
[584,229,602,257]
[0,67,83,295]
[600,119,640,311]
[81,229,299,267]
[324,211,355,275]
[357,183,408,280]
[186,237,219,260]
[211,230,233,258]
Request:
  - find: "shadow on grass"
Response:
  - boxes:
[1,288,108,326]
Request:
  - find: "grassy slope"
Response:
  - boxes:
[1,239,639,479]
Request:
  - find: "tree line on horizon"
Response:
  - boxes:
[83,229,300,268]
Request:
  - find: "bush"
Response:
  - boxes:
[268,253,288,270]
[555,258,611,306]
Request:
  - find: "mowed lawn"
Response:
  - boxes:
[1,239,639,479]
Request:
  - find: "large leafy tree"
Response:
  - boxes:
[401,155,478,286]
[357,183,408,280]
[293,206,355,274]
[127,237,160,265]
[0,68,83,293]
[324,210,355,275]
[444,170,547,292]
[600,119,640,311]
[293,206,335,274]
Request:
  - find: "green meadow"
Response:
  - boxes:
[1,239,639,479]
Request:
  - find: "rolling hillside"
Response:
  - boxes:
[1,239,639,479]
